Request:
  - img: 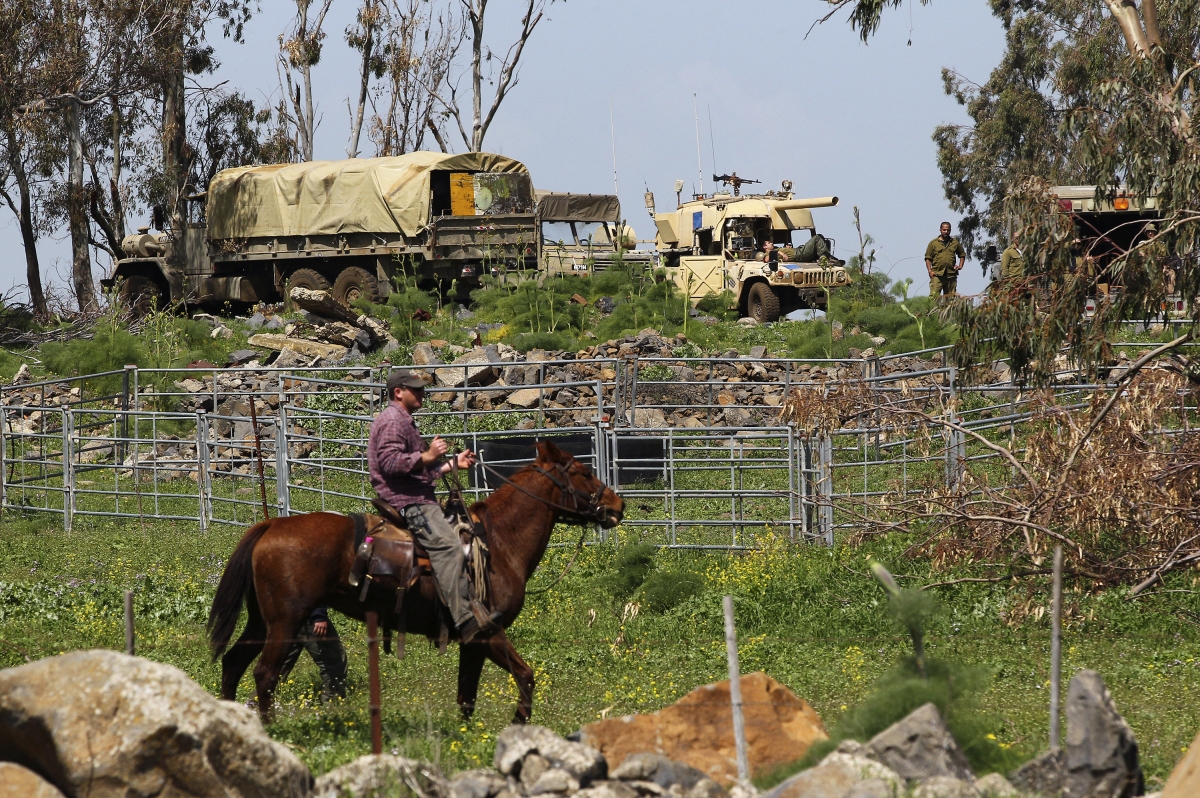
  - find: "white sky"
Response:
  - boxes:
[0,0,1006,303]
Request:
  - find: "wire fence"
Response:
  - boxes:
[1,344,1186,546]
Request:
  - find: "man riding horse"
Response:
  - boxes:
[369,369,503,644]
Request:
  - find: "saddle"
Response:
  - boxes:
[346,497,488,657]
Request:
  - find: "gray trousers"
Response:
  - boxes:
[403,503,473,628]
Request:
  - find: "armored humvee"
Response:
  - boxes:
[535,192,653,276]
[102,152,538,312]
[649,181,850,323]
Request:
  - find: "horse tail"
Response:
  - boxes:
[207,519,273,660]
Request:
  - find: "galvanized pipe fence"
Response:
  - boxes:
[0,344,1180,547]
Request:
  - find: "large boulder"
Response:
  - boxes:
[1064,670,1144,798]
[1163,727,1200,797]
[1009,749,1064,795]
[289,287,361,325]
[0,762,66,798]
[0,650,311,798]
[864,703,974,783]
[248,333,349,362]
[435,350,499,388]
[494,725,607,785]
[579,672,827,786]
[312,755,445,798]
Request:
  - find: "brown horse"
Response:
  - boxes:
[207,441,623,723]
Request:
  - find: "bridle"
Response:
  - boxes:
[480,460,613,525]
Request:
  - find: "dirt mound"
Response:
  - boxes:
[578,672,826,786]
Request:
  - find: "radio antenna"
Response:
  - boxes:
[707,103,718,179]
[609,97,619,195]
[693,93,705,196]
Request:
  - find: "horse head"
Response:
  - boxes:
[533,440,624,528]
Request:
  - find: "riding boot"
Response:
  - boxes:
[460,600,503,643]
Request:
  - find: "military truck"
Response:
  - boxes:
[648,181,850,323]
[535,192,653,276]
[1049,186,1183,317]
[103,152,537,312]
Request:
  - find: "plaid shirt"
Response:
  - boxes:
[368,402,440,508]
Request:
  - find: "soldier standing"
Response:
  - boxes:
[278,606,347,703]
[999,233,1026,281]
[925,222,966,297]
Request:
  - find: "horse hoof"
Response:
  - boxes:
[459,702,475,720]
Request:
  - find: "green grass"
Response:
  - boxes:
[1,513,1199,790]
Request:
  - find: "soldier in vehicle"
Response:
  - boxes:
[925,222,966,297]
[368,370,502,644]
[793,231,832,263]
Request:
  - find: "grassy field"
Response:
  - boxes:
[1,512,1198,790]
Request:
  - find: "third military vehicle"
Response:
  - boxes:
[104,151,537,312]
[649,177,851,323]
[536,191,653,276]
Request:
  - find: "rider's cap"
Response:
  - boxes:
[387,369,429,392]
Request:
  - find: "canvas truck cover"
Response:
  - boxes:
[206,151,530,240]
[535,192,620,222]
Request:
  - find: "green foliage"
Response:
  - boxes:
[695,291,738,322]
[594,543,655,604]
[638,570,702,613]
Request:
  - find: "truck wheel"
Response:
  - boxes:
[332,266,379,307]
[286,268,332,306]
[747,282,781,324]
[119,275,168,317]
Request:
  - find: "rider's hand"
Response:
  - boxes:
[456,449,477,470]
[422,436,449,466]
[312,620,329,637]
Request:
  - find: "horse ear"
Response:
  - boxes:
[536,440,564,462]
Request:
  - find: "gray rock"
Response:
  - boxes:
[912,776,978,798]
[456,307,477,320]
[529,769,580,794]
[264,315,284,330]
[1009,750,1064,795]
[450,768,507,798]
[831,320,844,341]
[435,350,499,388]
[0,762,67,798]
[507,388,546,409]
[865,703,975,783]
[736,317,758,327]
[494,725,606,784]
[575,782,642,798]
[596,296,615,314]
[1064,670,1144,798]
[521,755,553,790]
[974,773,1019,797]
[312,755,444,798]
[749,346,768,359]
[245,311,266,329]
[633,408,668,428]
[611,754,712,791]
[413,342,444,367]
[765,752,901,798]
[227,349,259,366]
[0,650,311,798]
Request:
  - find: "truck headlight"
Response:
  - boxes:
[461,265,476,277]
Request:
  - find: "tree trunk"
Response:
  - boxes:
[5,127,49,320]
[110,94,126,243]
[67,98,96,312]
[347,0,376,158]
[469,0,485,152]
[161,30,187,282]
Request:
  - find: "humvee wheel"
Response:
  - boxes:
[747,282,781,324]
[119,275,168,317]
[332,266,380,307]
[286,268,332,307]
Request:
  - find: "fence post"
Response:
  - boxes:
[722,596,751,785]
[0,398,7,513]
[197,411,213,526]
[276,392,290,517]
[817,432,833,546]
[62,408,74,533]
[1050,544,1064,750]
[194,411,208,533]
[120,365,135,463]
[366,611,383,755]
[124,590,135,655]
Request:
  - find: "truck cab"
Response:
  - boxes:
[651,187,850,323]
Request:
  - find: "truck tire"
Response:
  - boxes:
[286,268,332,306]
[120,275,168,317]
[747,282,781,324]
[332,266,379,307]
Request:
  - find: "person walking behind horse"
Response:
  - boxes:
[369,370,502,644]
[277,605,347,703]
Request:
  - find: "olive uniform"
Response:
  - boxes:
[925,235,966,296]
[999,246,1025,281]
[278,606,348,703]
